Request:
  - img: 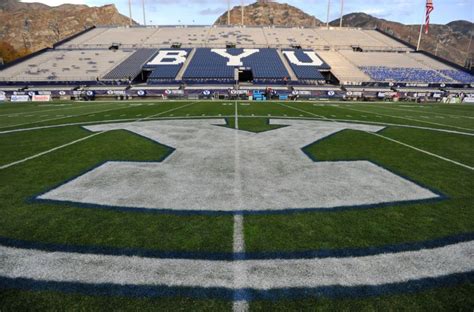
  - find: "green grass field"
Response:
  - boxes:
[0,100,473,311]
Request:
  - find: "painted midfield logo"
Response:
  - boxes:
[38,119,439,213]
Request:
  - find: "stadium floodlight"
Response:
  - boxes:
[339,0,344,27]
[326,0,331,29]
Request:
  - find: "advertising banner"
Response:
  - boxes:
[11,95,30,102]
[32,95,51,102]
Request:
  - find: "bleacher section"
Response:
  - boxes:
[58,26,411,51]
[103,49,158,80]
[181,48,289,84]
[317,51,371,83]
[282,50,328,81]
[1,26,472,87]
[360,66,449,83]
[147,49,192,83]
[0,49,133,82]
[439,70,474,83]
[183,49,235,83]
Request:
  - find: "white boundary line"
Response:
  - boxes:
[0,132,104,170]
[277,103,474,170]
[0,102,198,171]
[369,133,474,171]
[0,102,119,118]
[360,104,474,119]
[338,106,474,132]
[2,114,474,137]
[0,105,130,130]
[232,101,249,312]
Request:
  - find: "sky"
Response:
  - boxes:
[21,0,473,26]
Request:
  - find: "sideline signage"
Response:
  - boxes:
[11,95,30,102]
[32,95,51,102]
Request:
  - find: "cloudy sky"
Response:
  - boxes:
[21,0,473,26]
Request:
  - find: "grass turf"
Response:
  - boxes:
[0,100,473,310]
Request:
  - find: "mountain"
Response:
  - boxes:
[0,0,134,63]
[330,13,473,67]
[214,1,322,27]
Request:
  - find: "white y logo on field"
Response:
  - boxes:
[38,119,439,212]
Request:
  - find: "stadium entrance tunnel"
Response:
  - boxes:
[239,68,254,83]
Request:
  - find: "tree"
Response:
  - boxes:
[0,41,30,63]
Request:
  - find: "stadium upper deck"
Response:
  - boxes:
[0,25,472,89]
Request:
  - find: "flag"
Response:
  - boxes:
[425,0,434,34]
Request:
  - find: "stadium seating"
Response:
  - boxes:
[282,49,328,80]
[360,66,449,83]
[439,70,474,84]
[182,48,289,84]
[103,49,158,80]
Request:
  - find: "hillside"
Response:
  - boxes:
[214,1,322,27]
[0,0,134,62]
[330,13,473,67]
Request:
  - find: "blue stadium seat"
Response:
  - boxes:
[282,49,328,81]
[360,66,450,83]
[439,70,474,84]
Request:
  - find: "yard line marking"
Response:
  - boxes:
[0,102,116,117]
[339,106,474,132]
[233,101,249,312]
[0,105,132,130]
[2,114,474,137]
[278,103,328,120]
[0,132,104,170]
[364,104,474,120]
[370,133,474,171]
[0,102,197,170]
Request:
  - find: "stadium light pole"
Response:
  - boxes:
[326,0,331,29]
[128,0,133,26]
[339,0,344,28]
[142,0,146,26]
[241,0,244,26]
[228,0,231,26]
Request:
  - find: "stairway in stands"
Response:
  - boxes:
[175,48,196,81]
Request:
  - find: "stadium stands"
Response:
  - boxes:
[439,70,474,83]
[0,49,133,82]
[103,49,158,80]
[360,66,449,83]
[0,26,472,87]
[282,49,328,81]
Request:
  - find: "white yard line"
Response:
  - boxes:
[369,133,474,171]
[277,102,329,120]
[2,115,474,138]
[0,102,118,118]
[0,132,104,170]
[339,106,474,132]
[233,101,249,312]
[361,104,474,119]
[0,103,198,171]
[0,105,131,130]
[277,103,474,170]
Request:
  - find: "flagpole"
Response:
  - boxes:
[416,8,425,51]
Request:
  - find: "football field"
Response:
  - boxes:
[0,100,473,311]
